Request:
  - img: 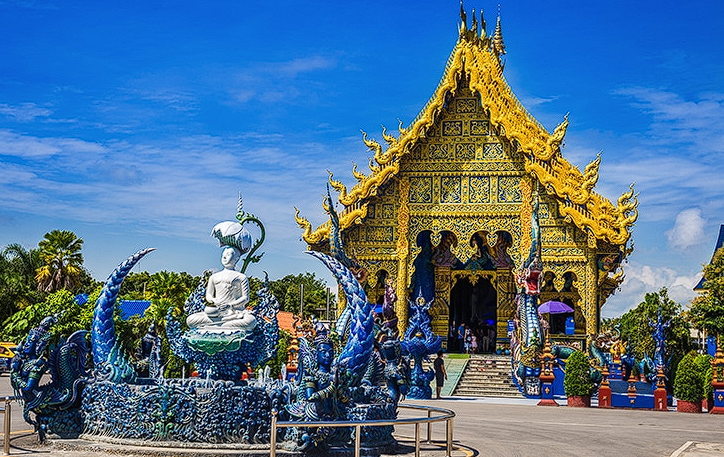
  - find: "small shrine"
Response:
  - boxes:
[295,6,637,354]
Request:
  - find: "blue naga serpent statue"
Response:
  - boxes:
[10,248,153,441]
[93,248,157,383]
[285,250,379,450]
[10,315,89,441]
[402,291,442,399]
[510,198,544,396]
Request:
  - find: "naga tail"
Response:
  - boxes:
[306,250,374,388]
[92,248,155,382]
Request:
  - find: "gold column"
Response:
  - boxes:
[396,177,411,332]
[585,250,598,338]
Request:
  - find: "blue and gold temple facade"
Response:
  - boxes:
[295,8,637,347]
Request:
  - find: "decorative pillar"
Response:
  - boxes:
[396,177,411,333]
[585,250,598,338]
[433,266,451,350]
[710,340,724,414]
[654,367,668,411]
[537,337,558,406]
[598,365,612,408]
[627,376,637,407]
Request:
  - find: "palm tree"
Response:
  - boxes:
[0,243,43,322]
[35,230,85,293]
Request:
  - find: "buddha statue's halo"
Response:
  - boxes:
[211,221,252,254]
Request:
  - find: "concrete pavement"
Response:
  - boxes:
[2,372,724,456]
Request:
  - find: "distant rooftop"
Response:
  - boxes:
[694,224,724,291]
[119,300,151,320]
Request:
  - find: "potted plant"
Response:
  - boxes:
[695,353,714,411]
[564,350,593,407]
[674,351,704,413]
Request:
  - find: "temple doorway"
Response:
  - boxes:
[448,276,497,353]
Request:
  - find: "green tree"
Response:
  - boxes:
[0,289,85,343]
[0,244,44,322]
[689,247,724,338]
[146,270,198,304]
[266,329,292,379]
[616,288,694,365]
[695,353,714,402]
[674,351,704,402]
[119,271,152,299]
[120,270,198,378]
[267,272,331,317]
[563,350,594,397]
[35,230,85,293]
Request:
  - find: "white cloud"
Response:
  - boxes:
[613,86,724,154]
[225,55,338,106]
[0,102,52,122]
[666,208,706,250]
[602,262,701,317]
[0,129,62,157]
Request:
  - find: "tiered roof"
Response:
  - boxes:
[296,7,637,250]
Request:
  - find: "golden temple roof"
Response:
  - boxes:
[296,8,638,249]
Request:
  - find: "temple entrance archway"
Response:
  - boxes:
[448,273,497,353]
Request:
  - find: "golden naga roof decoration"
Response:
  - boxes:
[351,162,367,182]
[297,7,638,247]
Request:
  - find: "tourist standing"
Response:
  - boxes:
[433,350,447,399]
[464,327,473,354]
[457,322,465,352]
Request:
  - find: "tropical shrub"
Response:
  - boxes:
[695,353,714,400]
[674,351,704,402]
[564,350,593,397]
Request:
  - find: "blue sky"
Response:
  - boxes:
[1,1,723,318]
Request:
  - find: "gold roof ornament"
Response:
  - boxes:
[296,6,638,249]
[491,7,506,57]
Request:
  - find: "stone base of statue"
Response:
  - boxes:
[181,328,257,380]
[81,378,282,444]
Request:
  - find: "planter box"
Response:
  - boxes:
[676,399,702,413]
[567,395,591,407]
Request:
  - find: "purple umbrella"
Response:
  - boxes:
[538,300,574,314]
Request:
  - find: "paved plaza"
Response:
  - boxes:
[2,373,724,457]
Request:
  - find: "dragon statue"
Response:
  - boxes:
[402,291,442,399]
[285,250,396,451]
[10,315,90,441]
[510,196,544,397]
[650,304,672,372]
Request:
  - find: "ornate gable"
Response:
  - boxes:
[296,9,637,253]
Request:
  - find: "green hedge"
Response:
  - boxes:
[695,353,714,400]
[674,351,704,402]
[563,350,593,397]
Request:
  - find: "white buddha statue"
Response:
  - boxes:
[187,220,257,334]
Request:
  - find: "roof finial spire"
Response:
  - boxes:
[492,4,506,56]
[480,8,487,38]
[471,8,478,37]
[459,0,467,34]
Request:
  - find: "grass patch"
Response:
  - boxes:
[446,353,470,359]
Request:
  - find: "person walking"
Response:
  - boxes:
[433,350,447,399]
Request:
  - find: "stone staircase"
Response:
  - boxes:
[453,354,521,398]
